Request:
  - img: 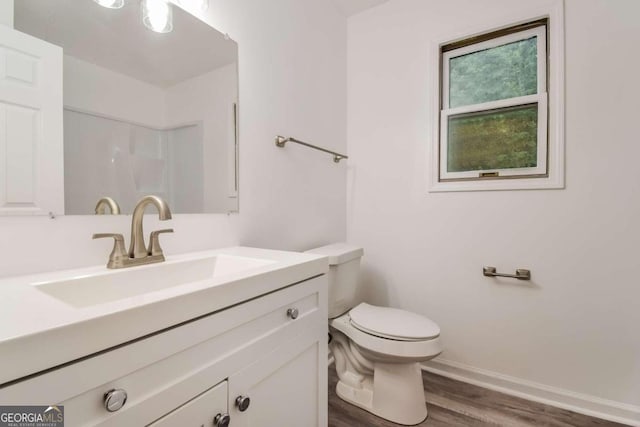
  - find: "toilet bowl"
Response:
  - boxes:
[305,244,443,425]
[330,303,442,425]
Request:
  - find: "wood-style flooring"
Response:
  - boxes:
[328,368,629,427]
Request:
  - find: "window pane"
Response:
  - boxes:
[449,37,538,108]
[447,104,538,173]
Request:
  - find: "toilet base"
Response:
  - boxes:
[334,361,428,425]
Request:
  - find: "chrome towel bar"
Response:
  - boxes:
[275,135,348,163]
[483,266,531,281]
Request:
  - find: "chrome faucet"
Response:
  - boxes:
[93,195,173,269]
[94,197,121,215]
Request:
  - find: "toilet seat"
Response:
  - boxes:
[349,303,440,341]
[330,309,442,362]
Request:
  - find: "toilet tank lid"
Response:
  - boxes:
[305,243,364,265]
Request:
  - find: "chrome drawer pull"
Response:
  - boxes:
[235,395,251,412]
[214,413,231,426]
[286,308,299,320]
[104,389,127,412]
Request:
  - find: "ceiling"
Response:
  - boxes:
[331,0,388,17]
[15,0,237,88]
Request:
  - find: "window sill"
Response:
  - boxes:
[428,174,564,192]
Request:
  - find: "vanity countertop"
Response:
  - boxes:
[0,247,328,386]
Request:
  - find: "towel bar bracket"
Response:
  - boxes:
[483,266,531,281]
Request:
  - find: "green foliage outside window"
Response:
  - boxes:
[447,105,538,172]
[444,34,541,174]
[449,37,538,108]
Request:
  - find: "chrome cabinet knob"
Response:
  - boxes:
[214,413,231,427]
[104,389,128,412]
[287,308,299,320]
[235,395,250,412]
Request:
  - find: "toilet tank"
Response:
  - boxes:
[305,243,364,318]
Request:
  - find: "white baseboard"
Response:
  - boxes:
[422,358,640,427]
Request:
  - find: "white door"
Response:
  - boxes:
[229,333,326,427]
[0,25,63,215]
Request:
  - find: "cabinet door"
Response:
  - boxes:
[0,25,63,216]
[228,332,326,427]
[148,380,228,427]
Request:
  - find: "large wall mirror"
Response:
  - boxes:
[14,0,239,214]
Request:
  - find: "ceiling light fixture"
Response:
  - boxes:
[93,0,125,9]
[141,0,173,33]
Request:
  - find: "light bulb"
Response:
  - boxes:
[93,0,124,9]
[141,0,173,33]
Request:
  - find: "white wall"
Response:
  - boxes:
[166,124,205,213]
[0,0,347,277]
[0,0,12,27]
[189,0,348,251]
[64,55,166,128]
[347,0,640,422]
[165,63,238,213]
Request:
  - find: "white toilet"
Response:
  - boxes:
[306,243,442,426]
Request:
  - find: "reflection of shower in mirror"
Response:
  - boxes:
[64,110,210,214]
[13,0,239,215]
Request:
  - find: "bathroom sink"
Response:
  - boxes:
[34,254,275,308]
[0,246,328,386]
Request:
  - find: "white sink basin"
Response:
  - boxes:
[34,254,275,308]
[0,246,329,386]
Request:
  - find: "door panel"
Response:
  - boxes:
[0,25,63,215]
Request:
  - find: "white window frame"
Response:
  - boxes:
[427,1,565,192]
[440,26,547,180]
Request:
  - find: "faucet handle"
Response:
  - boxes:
[93,233,128,269]
[148,229,174,257]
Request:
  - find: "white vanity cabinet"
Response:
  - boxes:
[0,274,328,427]
[228,332,322,427]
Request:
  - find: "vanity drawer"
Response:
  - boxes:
[0,275,327,427]
[147,380,227,427]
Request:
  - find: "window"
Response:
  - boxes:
[441,21,547,181]
[427,8,565,192]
